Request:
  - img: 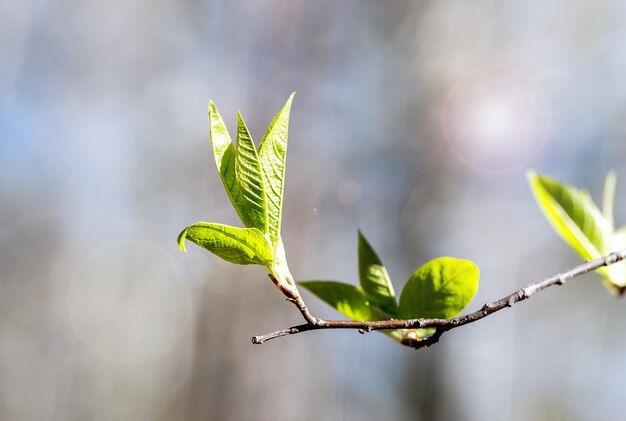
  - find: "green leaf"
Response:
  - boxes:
[299,281,371,321]
[258,93,295,246]
[208,101,256,229]
[178,222,273,265]
[399,257,479,319]
[357,230,398,315]
[528,171,612,261]
[603,171,616,231]
[235,111,268,232]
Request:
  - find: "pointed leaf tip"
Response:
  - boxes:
[603,170,617,230]
[357,230,398,315]
[258,94,295,246]
[235,110,268,232]
[177,227,188,252]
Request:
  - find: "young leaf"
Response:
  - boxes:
[209,101,256,229]
[235,111,268,232]
[299,281,371,321]
[399,257,479,319]
[258,93,295,246]
[357,231,398,315]
[603,171,616,230]
[527,171,611,261]
[178,222,273,266]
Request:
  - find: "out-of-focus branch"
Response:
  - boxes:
[252,250,626,349]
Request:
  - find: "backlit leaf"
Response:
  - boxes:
[357,230,398,315]
[178,222,273,266]
[235,111,268,232]
[603,171,616,231]
[209,101,256,229]
[399,257,479,319]
[299,281,371,321]
[528,171,611,261]
[258,93,295,246]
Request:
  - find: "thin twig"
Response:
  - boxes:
[252,249,626,349]
[268,274,319,325]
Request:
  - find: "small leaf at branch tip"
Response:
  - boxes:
[528,170,616,294]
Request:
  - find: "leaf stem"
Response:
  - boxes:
[252,249,626,349]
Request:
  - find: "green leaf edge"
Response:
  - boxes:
[357,230,398,315]
[299,280,371,321]
[177,222,274,265]
[208,100,256,229]
[258,92,296,247]
[527,170,605,260]
[235,110,269,233]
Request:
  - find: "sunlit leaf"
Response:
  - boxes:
[603,171,616,231]
[528,171,611,261]
[209,101,256,229]
[299,281,371,321]
[178,222,273,265]
[357,230,398,315]
[235,111,268,232]
[399,257,479,319]
[258,93,295,246]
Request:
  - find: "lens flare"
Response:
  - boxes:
[442,66,551,173]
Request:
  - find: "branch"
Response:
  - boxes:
[252,249,626,349]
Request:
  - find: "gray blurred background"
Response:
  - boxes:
[2,1,626,420]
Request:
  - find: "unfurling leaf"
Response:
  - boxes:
[258,93,295,247]
[178,222,273,266]
[399,257,479,319]
[299,281,371,321]
[300,233,474,346]
[527,171,611,260]
[528,170,625,293]
[209,101,257,229]
[357,230,398,315]
[235,111,268,232]
[603,171,616,230]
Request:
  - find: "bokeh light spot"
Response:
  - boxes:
[68,240,192,364]
[442,66,551,173]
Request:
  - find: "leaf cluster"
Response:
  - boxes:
[177,95,624,349]
[300,231,479,345]
[178,94,295,282]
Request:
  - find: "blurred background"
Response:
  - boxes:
[2,0,626,420]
